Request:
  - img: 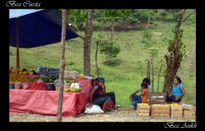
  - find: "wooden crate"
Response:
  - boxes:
[148,92,166,105]
[170,104,183,118]
[137,103,150,117]
[151,104,170,118]
[183,106,196,118]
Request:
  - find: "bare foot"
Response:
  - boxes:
[102,101,109,112]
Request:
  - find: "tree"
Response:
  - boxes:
[66,9,94,76]
[99,40,120,63]
[98,9,131,40]
[83,9,94,76]
[146,60,150,79]
[165,9,183,22]
[163,9,186,95]
[57,9,67,122]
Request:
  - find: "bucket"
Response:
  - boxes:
[46,84,55,90]
[9,83,14,89]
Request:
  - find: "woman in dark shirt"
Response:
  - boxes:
[88,77,111,111]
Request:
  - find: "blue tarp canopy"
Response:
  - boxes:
[9,9,78,48]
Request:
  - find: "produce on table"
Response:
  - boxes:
[37,67,59,77]
[9,67,36,75]
[26,80,46,90]
[65,87,82,93]
[9,72,29,83]
[65,77,75,86]
[28,76,58,83]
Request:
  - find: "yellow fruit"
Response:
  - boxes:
[64,88,69,92]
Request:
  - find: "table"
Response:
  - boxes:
[9,78,91,117]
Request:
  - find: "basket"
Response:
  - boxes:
[170,104,183,118]
[148,92,166,105]
[14,83,21,89]
[9,83,15,89]
[137,103,150,117]
[183,106,196,118]
[151,104,170,118]
[46,84,56,90]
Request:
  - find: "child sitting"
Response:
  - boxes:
[130,83,148,110]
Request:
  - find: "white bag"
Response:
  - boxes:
[84,104,104,114]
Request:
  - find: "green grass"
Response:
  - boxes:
[9,20,196,108]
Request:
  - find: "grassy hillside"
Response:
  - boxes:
[9,20,196,108]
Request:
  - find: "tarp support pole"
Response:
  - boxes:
[16,17,20,69]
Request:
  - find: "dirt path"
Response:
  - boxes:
[9,108,196,122]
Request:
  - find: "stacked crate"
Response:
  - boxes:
[183,106,196,118]
[137,103,150,117]
[151,104,170,118]
[148,92,166,105]
[170,103,183,118]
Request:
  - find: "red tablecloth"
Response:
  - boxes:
[9,78,91,117]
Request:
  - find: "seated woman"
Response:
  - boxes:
[88,77,113,112]
[90,78,98,92]
[166,76,185,103]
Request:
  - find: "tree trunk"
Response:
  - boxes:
[146,60,150,79]
[57,9,67,122]
[95,41,99,77]
[83,9,94,76]
[151,59,154,92]
[163,9,186,95]
[157,64,163,92]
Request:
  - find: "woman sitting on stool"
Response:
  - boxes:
[166,76,185,103]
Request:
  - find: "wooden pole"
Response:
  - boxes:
[16,17,20,69]
[57,9,67,122]
[95,41,99,77]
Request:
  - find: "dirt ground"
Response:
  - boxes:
[9,108,196,122]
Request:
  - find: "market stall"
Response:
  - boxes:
[9,78,91,117]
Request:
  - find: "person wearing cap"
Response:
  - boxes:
[88,77,112,111]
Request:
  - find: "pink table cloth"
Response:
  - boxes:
[9,78,91,117]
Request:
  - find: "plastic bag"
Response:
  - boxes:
[22,82,29,90]
[84,104,104,114]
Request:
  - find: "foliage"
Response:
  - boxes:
[66,9,87,30]
[96,33,121,61]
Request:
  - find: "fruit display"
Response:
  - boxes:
[151,104,170,118]
[37,67,59,77]
[137,103,150,117]
[64,87,82,93]
[28,76,58,83]
[9,72,29,83]
[65,77,75,86]
[169,103,183,118]
[9,67,36,75]
[26,80,46,90]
